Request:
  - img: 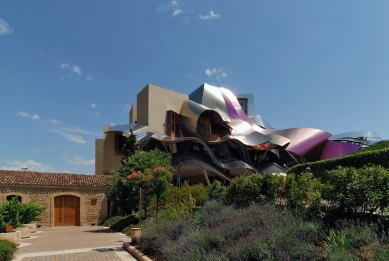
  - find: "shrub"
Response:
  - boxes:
[323,166,389,216]
[207,180,226,201]
[287,148,389,179]
[225,173,265,207]
[0,240,17,261]
[110,215,138,232]
[0,197,21,229]
[140,201,322,261]
[101,215,127,227]
[19,199,45,224]
[285,173,325,217]
[321,220,379,260]
[261,172,287,204]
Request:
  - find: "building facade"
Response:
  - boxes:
[95,83,380,184]
[0,170,108,227]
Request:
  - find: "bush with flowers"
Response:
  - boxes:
[122,166,173,224]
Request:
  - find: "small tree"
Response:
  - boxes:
[123,166,173,224]
[106,129,139,214]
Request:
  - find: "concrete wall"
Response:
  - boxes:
[0,186,108,227]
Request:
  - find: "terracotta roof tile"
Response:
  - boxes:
[0,170,108,188]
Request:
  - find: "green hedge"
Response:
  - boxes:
[287,148,389,179]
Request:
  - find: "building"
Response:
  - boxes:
[0,170,108,227]
[95,83,380,184]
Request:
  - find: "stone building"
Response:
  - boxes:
[0,170,108,227]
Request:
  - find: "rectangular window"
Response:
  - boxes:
[166,110,179,137]
[115,135,126,155]
[237,98,248,115]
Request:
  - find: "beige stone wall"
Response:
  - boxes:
[137,83,188,134]
[130,104,137,123]
[0,186,107,227]
[95,139,104,175]
[102,131,127,175]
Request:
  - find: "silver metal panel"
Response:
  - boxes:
[252,114,273,129]
[329,131,381,140]
[235,93,256,117]
[189,83,230,122]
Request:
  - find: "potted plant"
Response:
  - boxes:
[0,205,21,245]
[19,199,45,233]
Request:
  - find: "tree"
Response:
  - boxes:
[105,139,174,214]
[106,129,139,214]
[123,166,172,224]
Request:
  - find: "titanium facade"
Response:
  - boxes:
[95,83,380,183]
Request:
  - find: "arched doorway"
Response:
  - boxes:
[54,195,80,226]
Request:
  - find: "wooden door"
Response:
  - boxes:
[54,195,80,226]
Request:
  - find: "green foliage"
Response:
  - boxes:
[159,181,209,221]
[101,215,127,227]
[123,166,173,223]
[105,149,174,214]
[323,166,389,215]
[140,202,321,261]
[101,214,138,232]
[353,140,389,154]
[121,129,139,160]
[287,148,389,178]
[18,199,45,224]
[207,180,226,200]
[0,197,21,229]
[0,240,17,261]
[321,221,379,260]
[262,172,287,204]
[225,173,265,207]
[286,173,324,217]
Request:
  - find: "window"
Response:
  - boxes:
[197,116,211,136]
[6,195,22,202]
[115,135,126,155]
[167,110,179,136]
[237,98,248,115]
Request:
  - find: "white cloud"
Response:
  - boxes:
[198,11,220,20]
[158,0,179,11]
[86,75,94,81]
[67,156,95,166]
[123,104,131,111]
[95,113,100,117]
[184,16,190,23]
[60,63,69,68]
[51,119,58,124]
[172,9,182,17]
[71,65,82,75]
[59,75,64,81]
[32,114,40,120]
[1,160,55,172]
[91,103,96,108]
[0,19,13,35]
[50,129,86,144]
[62,126,94,135]
[17,111,29,117]
[205,67,228,79]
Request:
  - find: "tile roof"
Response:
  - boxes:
[0,170,108,188]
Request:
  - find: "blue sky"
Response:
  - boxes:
[1,1,388,174]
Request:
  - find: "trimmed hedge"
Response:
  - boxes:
[287,148,389,178]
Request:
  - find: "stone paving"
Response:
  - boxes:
[12,226,136,261]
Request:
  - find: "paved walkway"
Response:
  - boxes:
[12,226,136,261]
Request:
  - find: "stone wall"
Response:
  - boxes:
[0,186,108,227]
